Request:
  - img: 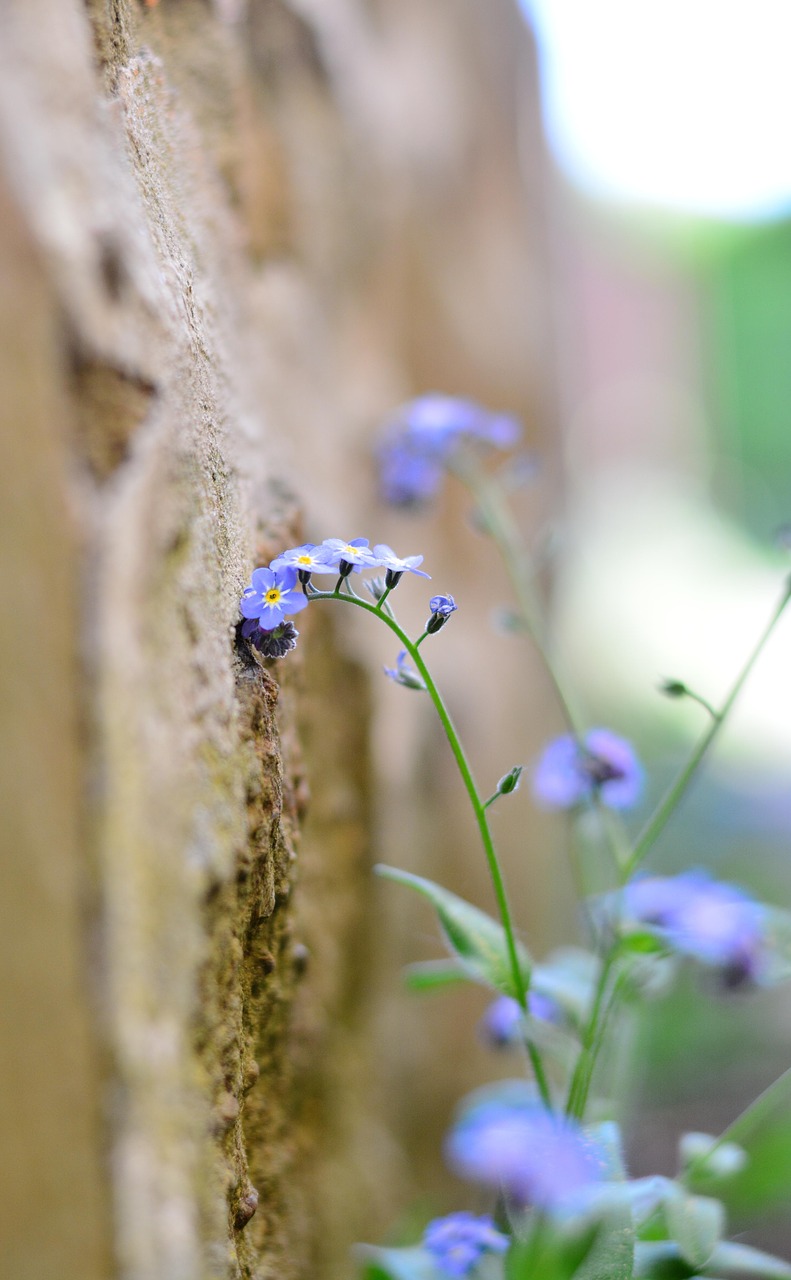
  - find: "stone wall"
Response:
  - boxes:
[0,2,551,1278]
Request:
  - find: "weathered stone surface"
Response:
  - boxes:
[0,0,549,1277]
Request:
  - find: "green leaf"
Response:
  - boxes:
[402,958,471,992]
[633,1242,694,1278]
[706,1242,791,1278]
[665,1193,724,1271]
[760,908,791,985]
[573,1205,634,1280]
[505,1224,600,1280]
[375,866,531,997]
[355,1245,436,1280]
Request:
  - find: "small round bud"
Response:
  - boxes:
[496,766,523,796]
[659,678,689,699]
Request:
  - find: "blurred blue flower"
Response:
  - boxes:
[427,594,458,634]
[371,543,430,588]
[240,566,309,630]
[479,992,559,1048]
[423,1212,508,1277]
[532,729,644,811]
[384,650,426,691]
[377,394,521,508]
[269,542,336,578]
[446,1099,604,1211]
[319,537,380,576]
[622,870,767,983]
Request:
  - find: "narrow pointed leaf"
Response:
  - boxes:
[376,865,531,996]
[707,1242,791,1278]
[665,1192,724,1270]
[402,958,470,992]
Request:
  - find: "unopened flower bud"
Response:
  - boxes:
[496,766,523,796]
[659,678,689,699]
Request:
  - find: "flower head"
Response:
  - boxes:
[240,566,309,630]
[446,1096,604,1212]
[377,395,521,508]
[422,1213,508,1277]
[240,618,300,658]
[478,992,559,1048]
[426,593,458,634]
[621,870,767,984]
[384,650,426,691]
[371,543,430,588]
[532,729,643,811]
[269,543,336,579]
[318,537,380,576]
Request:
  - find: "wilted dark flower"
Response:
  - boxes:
[422,1213,508,1277]
[532,729,643,811]
[241,619,300,658]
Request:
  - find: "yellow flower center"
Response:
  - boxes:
[297,554,313,565]
[265,587,282,605]
[343,545,358,556]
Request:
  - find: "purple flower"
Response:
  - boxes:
[426,593,458,634]
[622,871,767,983]
[318,537,380,576]
[446,1099,604,1212]
[371,543,430,588]
[479,993,559,1048]
[377,395,521,508]
[240,566,309,630]
[240,618,300,658]
[269,543,336,579]
[384,650,426,691]
[423,1213,508,1277]
[532,729,644,811]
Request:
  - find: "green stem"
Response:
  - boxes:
[308,589,554,1110]
[623,578,791,882]
[682,1064,791,1186]
[565,949,617,1119]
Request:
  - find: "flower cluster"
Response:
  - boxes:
[422,1213,508,1278]
[239,538,446,661]
[446,1094,604,1213]
[532,729,644,811]
[620,870,768,985]
[376,394,521,508]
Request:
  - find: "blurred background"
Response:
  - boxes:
[309,0,791,1258]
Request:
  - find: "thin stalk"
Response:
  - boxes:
[309,588,553,1110]
[623,578,791,881]
[565,950,617,1119]
[681,1064,791,1186]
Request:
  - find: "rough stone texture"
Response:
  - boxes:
[0,2,551,1278]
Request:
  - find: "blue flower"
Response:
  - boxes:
[422,1213,508,1277]
[532,729,644,811]
[377,395,521,508]
[318,537,380,576]
[384,650,426,691]
[478,993,559,1048]
[371,543,430,588]
[269,543,336,579]
[240,566,309,630]
[621,870,767,983]
[427,594,458,634]
[446,1097,604,1212]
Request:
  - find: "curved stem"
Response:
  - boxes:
[308,589,553,1110]
[623,578,791,881]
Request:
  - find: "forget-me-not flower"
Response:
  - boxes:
[371,544,430,588]
[426,594,458,634]
[446,1097,604,1212]
[240,618,300,658]
[621,870,767,984]
[319,537,380,577]
[532,729,644,811]
[384,650,426,691]
[479,992,560,1048]
[377,394,521,508]
[269,542,336,581]
[422,1213,508,1277]
[240,566,309,630]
